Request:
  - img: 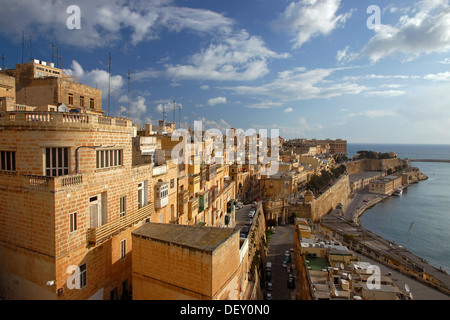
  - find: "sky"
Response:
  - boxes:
[1,0,450,144]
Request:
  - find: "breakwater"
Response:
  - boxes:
[410,159,450,163]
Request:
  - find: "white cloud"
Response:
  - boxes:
[283,107,294,113]
[272,0,354,49]
[207,97,227,106]
[0,0,234,48]
[165,30,289,81]
[358,0,450,62]
[118,96,151,125]
[63,60,124,99]
[200,85,210,90]
[224,66,368,103]
[344,109,401,119]
[364,90,406,97]
[424,72,450,81]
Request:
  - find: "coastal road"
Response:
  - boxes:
[344,187,385,222]
[357,254,450,300]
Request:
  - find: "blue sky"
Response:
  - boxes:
[1,0,450,144]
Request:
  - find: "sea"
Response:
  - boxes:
[347,144,450,274]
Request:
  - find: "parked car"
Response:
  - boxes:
[287,278,295,289]
[266,282,273,291]
[266,271,272,281]
[242,225,249,234]
[248,211,255,218]
[282,261,287,268]
[265,292,272,300]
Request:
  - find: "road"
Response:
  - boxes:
[265,224,295,300]
[357,254,450,300]
[344,187,385,222]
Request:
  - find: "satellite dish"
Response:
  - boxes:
[58,104,69,112]
[348,274,352,280]
[340,263,345,270]
[405,284,411,293]
[334,289,339,297]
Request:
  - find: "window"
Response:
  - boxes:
[89,194,107,228]
[96,149,123,169]
[69,212,78,233]
[170,179,174,189]
[120,239,126,260]
[138,181,148,209]
[90,98,95,109]
[68,93,74,105]
[80,96,85,107]
[45,147,69,176]
[79,263,87,289]
[0,151,16,171]
[120,196,126,217]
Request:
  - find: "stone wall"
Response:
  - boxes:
[345,158,410,175]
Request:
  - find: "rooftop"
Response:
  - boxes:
[132,223,238,253]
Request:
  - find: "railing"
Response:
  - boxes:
[60,175,83,187]
[1,111,131,130]
[87,203,154,246]
[25,174,84,190]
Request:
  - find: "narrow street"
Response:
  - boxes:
[265,224,295,300]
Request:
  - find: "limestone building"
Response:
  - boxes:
[0,59,153,300]
[132,223,249,300]
[0,59,102,114]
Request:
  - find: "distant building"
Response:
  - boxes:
[0,59,103,114]
[369,174,403,195]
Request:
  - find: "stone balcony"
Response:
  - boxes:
[0,111,132,133]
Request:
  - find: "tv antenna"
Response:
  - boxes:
[29,35,33,60]
[128,70,131,119]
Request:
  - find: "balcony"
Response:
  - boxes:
[87,203,154,246]
[24,173,83,191]
[0,111,132,133]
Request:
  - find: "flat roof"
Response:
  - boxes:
[132,223,238,252]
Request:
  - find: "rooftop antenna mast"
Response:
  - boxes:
[173,100,176,124]
[128,70,131,119]
[56,48,62,69]
[1,54,5,70]
[162,104,166,125]
[107,52,112,116]
[29,35,33,60]
[51,43,55,63]
[21,31,24,63]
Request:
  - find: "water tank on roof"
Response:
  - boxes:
[58,104,69,112]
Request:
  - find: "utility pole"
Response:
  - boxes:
[107,52,112,116]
